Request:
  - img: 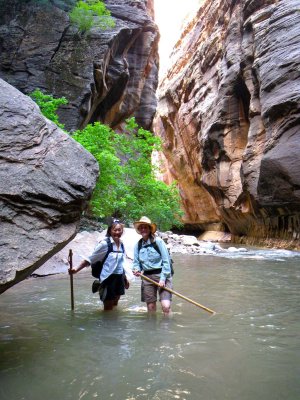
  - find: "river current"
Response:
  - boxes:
[1,247,300,400]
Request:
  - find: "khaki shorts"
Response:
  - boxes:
[141,274,172,303]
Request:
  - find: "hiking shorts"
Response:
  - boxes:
[141,274,172,303]
[101,273,125,302]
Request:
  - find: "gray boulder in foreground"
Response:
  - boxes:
[0,79,99,294]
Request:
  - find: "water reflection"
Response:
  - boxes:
[1,249,300,400]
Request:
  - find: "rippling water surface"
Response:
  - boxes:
[1,248,300,400]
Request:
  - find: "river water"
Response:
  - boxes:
[1,247,300,400]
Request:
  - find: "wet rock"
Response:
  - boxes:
[227,247,248,253]
[157,232,225,256]
[198,231,232,243]
[181,235,200,246]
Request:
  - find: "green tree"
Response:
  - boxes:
[29,89,68,129]
[69,0,115,33]
[72,119,183,230]
[30,89,183,231]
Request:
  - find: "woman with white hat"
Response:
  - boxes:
[132,216,172,315]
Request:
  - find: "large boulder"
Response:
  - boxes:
[0,79,99,294]
[0,0,159,131]
[154,0,300,246]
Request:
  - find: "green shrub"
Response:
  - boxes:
[30,89,183,231]
[72,119,183,230]
[29,89,68,129]
[69,0,115,33]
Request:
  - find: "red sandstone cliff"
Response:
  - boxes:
[154,0,300,246]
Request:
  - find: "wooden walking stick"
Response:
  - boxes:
[68,249,75,311]
[141,274,216,315]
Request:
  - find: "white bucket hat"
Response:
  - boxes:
[133,216,157,234]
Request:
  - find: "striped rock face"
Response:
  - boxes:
[154,0,300,246]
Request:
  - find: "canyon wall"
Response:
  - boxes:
[154,0,300,247]
[0,0,159,131]
[0,0,158,293]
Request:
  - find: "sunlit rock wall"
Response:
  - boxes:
[154,0,300,245]
[0,79,99,294]
[0,0,159,131]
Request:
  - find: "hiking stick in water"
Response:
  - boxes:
[140,274,216,315]
[68,249,75,311]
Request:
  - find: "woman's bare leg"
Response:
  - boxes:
[147,302,157,313]
[113,296,120,306]
[161,300,171,316]
[103,300,115,310]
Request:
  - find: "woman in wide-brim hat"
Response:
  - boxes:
[132,216,173,316]
[133,216,157,235]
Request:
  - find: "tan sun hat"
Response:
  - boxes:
[133,216,157,234]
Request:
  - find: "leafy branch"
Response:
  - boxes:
[29,89,68,129]
[69,0,115,33]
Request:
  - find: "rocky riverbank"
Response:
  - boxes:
[33,228,231,277]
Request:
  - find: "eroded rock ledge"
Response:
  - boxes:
[154,0,300,247]
[0,79,99,294]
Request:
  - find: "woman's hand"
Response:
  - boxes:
[158,280,166,287]
[133,269,141,277]
[68,268,77,275]
[124,277,130,289]
[68,260,89,275]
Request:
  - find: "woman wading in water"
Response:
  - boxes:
[132,216,173,315]
[69,220,129,311]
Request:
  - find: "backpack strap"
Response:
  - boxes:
[120,242,125,253]
[138,238,143,252]
[137,238,143,269]
[100,237,123,264]
[137,238,162,270]
[151,240,161,256]
[107,237,124,254]
[101,237,113,265]
[138,237,161,256]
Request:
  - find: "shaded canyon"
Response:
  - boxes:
[1,0,300,293]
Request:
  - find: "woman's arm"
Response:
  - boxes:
[68,239,108,275]
[69,259,90,274]
[88,239,109,264]
[155,238,171,285]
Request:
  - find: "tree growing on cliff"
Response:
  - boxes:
[72,119,183,230]
[69,0,115,33]
[30,90,183,230]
